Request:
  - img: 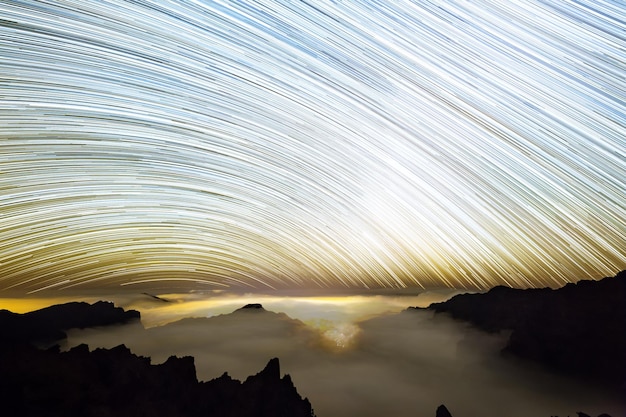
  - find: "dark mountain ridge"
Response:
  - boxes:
[0,301,314,417]
[2,280,622,417]
[0,343,314,417]
[419,270,626,387]
[0,300,140,347]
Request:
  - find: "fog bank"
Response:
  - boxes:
[64,297,624,417]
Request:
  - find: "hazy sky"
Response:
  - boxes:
[1,0,624,294]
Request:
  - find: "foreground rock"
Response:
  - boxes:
[0,343,314,417]
[0,301,315,417]
[420,271,626,387]
[436,404,453,417]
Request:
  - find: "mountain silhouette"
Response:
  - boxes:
[419,271,626,387]
[0,301,314,417]
[0,342,314,417]
[0,301,140,347]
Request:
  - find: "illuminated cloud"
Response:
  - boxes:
[1,0,624,293]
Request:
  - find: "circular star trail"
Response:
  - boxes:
[1,0,624,293]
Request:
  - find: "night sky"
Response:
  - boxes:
[1,0,624,294]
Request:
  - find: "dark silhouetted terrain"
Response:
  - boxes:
[0,343,313,417]
[0,301,140,347]
[2,275,623,417]
[435,404,612,417]
[0,301,314,417]
[422,270,626,388]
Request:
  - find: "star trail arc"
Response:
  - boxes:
[1,0,624,293]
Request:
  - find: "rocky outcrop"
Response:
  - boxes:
[239,303,265,310]
[0,301,140,347]
[0,343,314,417]
[421,271,626,387]
[436,404,453,417]
[0,301,314,417]
[198,357,314,417]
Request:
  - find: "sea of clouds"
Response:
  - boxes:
[62,292,624,417]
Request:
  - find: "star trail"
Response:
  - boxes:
[1,0,624,293]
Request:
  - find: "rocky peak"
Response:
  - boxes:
[436,404,453,417]
[246,357,280,383]
[239,303,265,310]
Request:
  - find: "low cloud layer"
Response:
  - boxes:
[64,297,624,417]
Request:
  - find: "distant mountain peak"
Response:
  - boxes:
[0,301,140,348]
[237,303,265,311]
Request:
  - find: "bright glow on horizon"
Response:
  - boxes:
[1,290,465,328]
[1,0,624,293]
[0,290,459,350]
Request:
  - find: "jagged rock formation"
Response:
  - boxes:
[0,301,315,417]
[420,271,626,387]
[0,301,140,346]
[198,357,314,417]
[436,404,453,417]
[0,343,314,417]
